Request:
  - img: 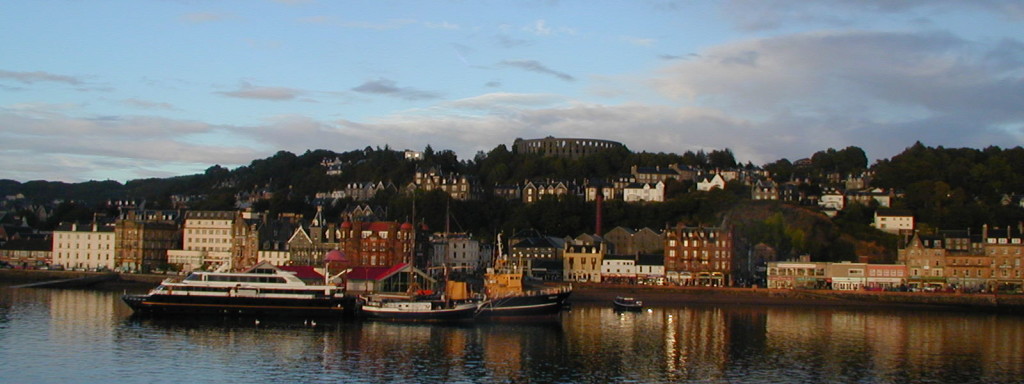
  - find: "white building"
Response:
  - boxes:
[167,211,236,271]
[601,254,636,281]
[697,174,726,191]
[430,233,485,271]
[623,181,665,202]
[51,222,116,271]
[873,209,914,234]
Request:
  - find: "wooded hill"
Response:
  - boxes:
[3,142,1024,263]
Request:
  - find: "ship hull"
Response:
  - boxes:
[122,293,353,317]
[478,289,572,319]
[359,302,479,322]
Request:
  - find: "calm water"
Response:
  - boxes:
[2,287,1023,384]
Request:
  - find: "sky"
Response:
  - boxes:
[1,0,1023,183]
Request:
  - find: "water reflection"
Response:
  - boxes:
[2,287,1024,383]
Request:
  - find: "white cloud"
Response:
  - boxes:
[217,81,306,101]
[0,70,83,85]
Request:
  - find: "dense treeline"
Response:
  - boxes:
[3,142,1024,263]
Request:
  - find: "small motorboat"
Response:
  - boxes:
[612,296,643,311]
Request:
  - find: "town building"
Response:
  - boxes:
[874,209,914,235]
[115,210,180,273]
[410,168,480,201]
[430,233,486,271]
[636,254,666,284]
[766,261,828,289]
[899,233,947,290]
[522,180,576,203]
[52,222,116,271]
[601,254,636,283]
[664,224,734,286]
[0,238,51,269]
[564,237,607,282]
[696,174,726,191]
[166,211,237,272]
[622,181,665,202]
[827,262,868,290]
[751,180,779,201]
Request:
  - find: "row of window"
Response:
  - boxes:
[55,243,112,250]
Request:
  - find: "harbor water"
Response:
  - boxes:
[1,286,1023,383]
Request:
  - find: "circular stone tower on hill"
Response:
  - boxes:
[512,136,625,160]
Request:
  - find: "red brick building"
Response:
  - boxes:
[664,224,734,286]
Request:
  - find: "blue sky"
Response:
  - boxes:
[1,0,1022,183]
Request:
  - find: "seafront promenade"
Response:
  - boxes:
[4,270,1024,313]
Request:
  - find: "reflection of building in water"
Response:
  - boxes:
[766,308,1024,380]
[49,290,118,342]
[481,327,523,380]
[662,308,729,381]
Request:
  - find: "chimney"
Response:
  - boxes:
[595,187,604,237]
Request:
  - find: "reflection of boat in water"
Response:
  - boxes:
[478,234,572,319]
[612,296,643,311]
[121,263,350,317]
[359,281,480,322]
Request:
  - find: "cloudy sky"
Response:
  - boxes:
[2,1,1022,183]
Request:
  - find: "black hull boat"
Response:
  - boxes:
[612,296,643,311]
[122,293,352,317]
[478,288,572,319]
[359,294,480,322]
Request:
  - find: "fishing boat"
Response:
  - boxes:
[612,296,643,311]
[477,234,572,319]
[358,280,480,321]
[121,262,351,317]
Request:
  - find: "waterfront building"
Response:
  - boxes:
[115,210,180,273]
[766,261,828,289]
[865,264,907,290]
[508,233,565,280]
[636,254,666,284]
[899,233,947,290]
[828,262,868,290]
[601,254,636,283]
[430,233,485,271]
[563,237,607,283]
[980,226,1024,292]
[0,238,51,269]
[664,224,734,286]
[52,222,116,271]
[512,136,624,160]
[166,211,236,272]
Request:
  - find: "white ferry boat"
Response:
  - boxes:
[121,262,351,317]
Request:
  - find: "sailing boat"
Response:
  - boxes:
[478,233,572,319]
